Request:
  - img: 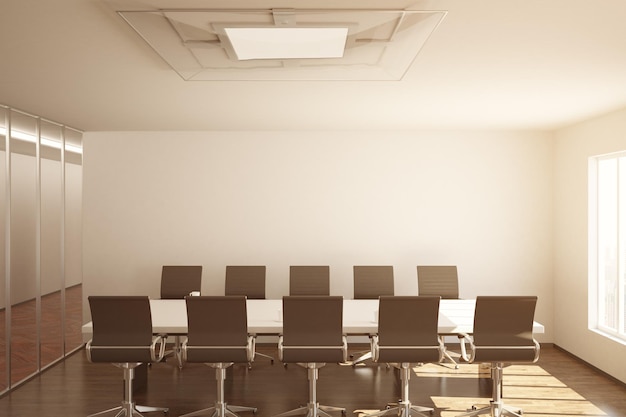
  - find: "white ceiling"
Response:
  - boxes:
[2,0,626,132]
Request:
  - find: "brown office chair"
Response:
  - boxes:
[417,265,461,368]
[417,265,459,299]
[351,266,394,366]
[457,296,540,417]
[86,295,169,417]
[363,296,444,417]
[181,296,257,417]
[225,265,274,366]
[274,296,347,417]
[161,265,203,299]
[160,265,203,368]
[289,266,330,296]
[353,266,395,299]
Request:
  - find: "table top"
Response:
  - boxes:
[82,298,544,342]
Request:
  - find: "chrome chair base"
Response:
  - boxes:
[273,402,345,417]
[247,351,275,369]
[88,403,169,417]
[440,347,460,369]
[274,364,345,417]
[362,401,433,417]
[179,402,257,417]
[350,350,372,366]
[162,335,184,369]
[456,363,524,417]
[181,365,257,417]
[455,403,523,417]
[87,365,168,417]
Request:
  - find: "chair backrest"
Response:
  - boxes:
[281,296,345,363]
[375,296,443,363]
[87,295,154,363]
[471,296,539,363]
[353,265,394,299]
[184,295,251,363]
[160,265,203,299]
[225,265,266,299]
[417,265,459,299]
[289,266,330,296]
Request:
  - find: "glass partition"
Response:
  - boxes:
[0,104,82,393]
[64,128,83,354]
[10,109,39,384]
[40,120,63,369]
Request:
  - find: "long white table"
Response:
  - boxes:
[82,298,544,343]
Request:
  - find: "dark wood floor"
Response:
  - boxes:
[0,344,625,417]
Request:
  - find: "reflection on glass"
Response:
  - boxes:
[0,104,82,392]
[64,128,83,353]
[10,109,38,384]
[40,120,63,368]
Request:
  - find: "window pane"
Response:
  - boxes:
[598,158,618,330]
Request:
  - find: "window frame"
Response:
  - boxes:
[589,151,626,342]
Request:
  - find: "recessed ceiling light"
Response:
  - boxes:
[224,27,349,60]
[116,8,447,81]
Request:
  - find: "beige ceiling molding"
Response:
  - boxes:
[117,8,447,81]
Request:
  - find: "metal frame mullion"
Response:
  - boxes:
[3,106,11,393]
[60,126,66,355]
[616,157,626,338]
[35,117,42,372]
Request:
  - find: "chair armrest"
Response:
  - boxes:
[370,335,380,362]
[151,334,167,362]
[458,333,473,362]
[247,335,256,363]
[532,338,541,363]
[278,335,284,362]
[341,335,348,362]
[85,340,93,362]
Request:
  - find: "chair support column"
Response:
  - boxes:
[181,363,256,417]
[363,363,433,417]
[216,366,228,417]
[308,366,319,413]
[122,366,136,416]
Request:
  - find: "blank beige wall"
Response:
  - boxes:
[82,130,554,342]
[554,106,626,383]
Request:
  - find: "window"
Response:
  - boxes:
[590,151,626,341]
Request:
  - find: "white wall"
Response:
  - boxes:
[554,107,626,383]
[83,129,554,342]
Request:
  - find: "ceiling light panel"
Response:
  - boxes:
[225,27,349,60]
[117,8,447,81]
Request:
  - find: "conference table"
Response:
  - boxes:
[81,298,545,342]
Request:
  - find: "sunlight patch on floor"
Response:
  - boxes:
[419,363,609,417]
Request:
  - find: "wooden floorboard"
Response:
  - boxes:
[0,344,625,417]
